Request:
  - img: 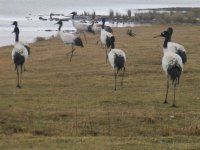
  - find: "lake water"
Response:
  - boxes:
[0,0,200,46]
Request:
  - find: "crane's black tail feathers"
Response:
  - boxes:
[24,45,31,55]
[176,50,187,64]
[106,36,115,49]
[14,52,25,70]
[74,37,84,48]
[167,63,182,85]
[114,54,125,71]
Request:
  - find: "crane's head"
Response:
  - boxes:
[12,21,19,34]
[167,27,173,35]
[102,18,106,23]
[12,21,18,26]
[154,30,170,39]
[160,31,170,39]
[70,12,77,16]
[55,20,63,25]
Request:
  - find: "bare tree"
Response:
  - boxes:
[127,9,132,18]
[109,9,114,18]
[91,11,96,20]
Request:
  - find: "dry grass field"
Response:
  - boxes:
[0,25,200,149]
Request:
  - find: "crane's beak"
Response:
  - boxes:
[153,35,161,38]
[11,22,15,25]
[70,12,77,15]
[12,30,15,34]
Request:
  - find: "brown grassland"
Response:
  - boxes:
[0,25,200,149]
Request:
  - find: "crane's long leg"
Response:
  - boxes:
[114,69,119,91]
[66,50,73,56]
[172,82,177,107]
[96,40,99,45]
[121,67,125,87]
[105,48,108,64]
[69,46,76,62]
[96,39,100,46]
[66,45,73,56]
[96,35,100,45]
[20,65,23,86]
[16,66,21,88]
[164,76,169,104]
[83,32,87,44]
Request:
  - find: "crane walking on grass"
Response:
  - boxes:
[70,12,90,44]
[158,30,183,107]
[55,20,84,61]
[154,27,187,64]
[108,36,126,91]
[12,21,30,71]
[12,21,29,88]
[88,20,101,44]
[88,19,113,47]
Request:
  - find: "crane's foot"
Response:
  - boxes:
[163,101,168,104]
[172,104,177,108]
[16,85,21,88]
[66,52,71,56]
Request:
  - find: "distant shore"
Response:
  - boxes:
[37,7,200,27]
[0,7,199,47]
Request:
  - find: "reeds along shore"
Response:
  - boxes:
[78,8,200,24]
[43,8,200,25]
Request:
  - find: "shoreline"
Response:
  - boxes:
[0,7,199,47]
[1,23,199,49]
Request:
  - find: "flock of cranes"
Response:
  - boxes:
[11,12,187,107]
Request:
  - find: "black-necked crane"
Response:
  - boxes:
[11,21,29,88]
[70,12,90,44]
[154,27,187,64]
[55,20,84,61]
[87,20,102,45]
[100,18,115,63]
[88,20,101,35]
[88,20,113,47]
[12,21,30,71]
[159,31,183,107]
[88,18,113,34]
[108,36,126,91]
